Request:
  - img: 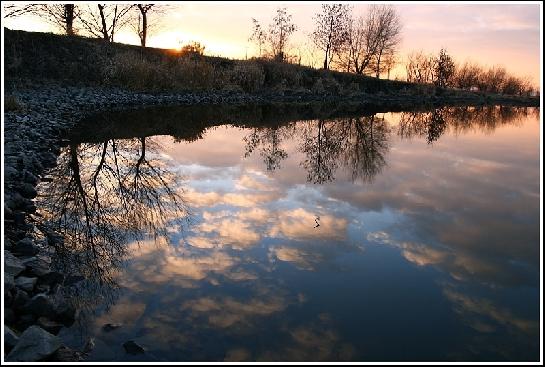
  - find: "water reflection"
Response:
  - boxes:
[36,105,539,361]
[36,137,190,314]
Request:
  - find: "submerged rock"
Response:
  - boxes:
[37,317,64,335]
[102,323,123,332]
[6,325,62,361]
[50,346,84,362]
[123,340,145,354]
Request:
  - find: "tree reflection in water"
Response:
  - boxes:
[35,136,190,312]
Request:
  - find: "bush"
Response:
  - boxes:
[5,95,24,112]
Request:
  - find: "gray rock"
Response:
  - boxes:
[5,307,17,325]
[54,302,77,326]
[15,276,37,292]
[24,257,51,277]
[123,340,145,354]
[13,238,39,256]
[4,325,19,351]
[4,250,26,276]
[37,317,64,335]
[6,325,62,361]
[22,294,55,317]
[5,273,15,291]
[40,271,64,286]
[12,288,30,309]
[19,183,37,199]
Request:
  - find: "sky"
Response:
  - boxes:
[2,2,542,85]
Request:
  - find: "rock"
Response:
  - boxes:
[6,326,62,361]
[83,337,95,354]
[24,257,51,277]
[50,346,84,362]
[123,340,145,355]
[5,273,15,291]
[15,316,35,333]
[53,302,77,326]
[22,294,55,317]
[12,288,30,309]
[37,317,64,335]
[102,323,122,332]
[4,325,19,352]
[5,307,17,325]
[19,183,37,199]
[35,284,50,294]
[12,238,39,256]
[40,271,64,286]
[4,250,26,276]
[15,276,37,292]
[64,274,84,286]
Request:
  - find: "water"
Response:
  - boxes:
[35,104,540,361]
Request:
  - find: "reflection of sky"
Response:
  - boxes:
[62,112,540,361]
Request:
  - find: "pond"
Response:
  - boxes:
[35,104,540,362]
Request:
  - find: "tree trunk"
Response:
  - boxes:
[65,4,75,36]
[98,5,109,41]
[375,50,382,78]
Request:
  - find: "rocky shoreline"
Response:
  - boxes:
[2,81,539,361]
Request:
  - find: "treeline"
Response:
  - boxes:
[406,49,538,97]
[4,3,537,96]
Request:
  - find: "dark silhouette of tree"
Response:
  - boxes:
[3,4,79,35]
[433,48,455,88]
[249,18,267,58]
[406,51,436,84]
[312,4,352,70]
[132,4,161,47]
[79,4,134,42]
[250,7,297,61]
[371,5,402,78]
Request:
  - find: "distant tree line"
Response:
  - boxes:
[406,48,537,96]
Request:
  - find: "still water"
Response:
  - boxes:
[36,105,540,361]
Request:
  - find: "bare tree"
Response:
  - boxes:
[406,50,435,84]
[343,13,380,74]
[79,4,134,42]
[250,7,297,61]
[249,18,267,57]
[312,4,352,70]
[371,5,402,78]
[3,4,79,35]
[131,4,167,47]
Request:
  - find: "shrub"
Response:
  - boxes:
[5,95,24,112]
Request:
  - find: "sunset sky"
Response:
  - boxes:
[2,2,542,85]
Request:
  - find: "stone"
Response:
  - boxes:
[123,340,145,355]
[13,238,39,256]
[37,317,64,335]
[22,294,55,317]
[12,288,30,309]
[5,307,17,325]
[40,271,64,286]
[4,250,26,276]
[24,257,51,277]
[102,323,122,332]
[19,183,37,199]
[50,346,84,362]
[15,276,37,292]
[5,273,15,291]
[4,325,19,351]
[6,325,62,361]
[53,302,77,326]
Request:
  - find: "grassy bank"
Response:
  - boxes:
[3,28,539,105]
